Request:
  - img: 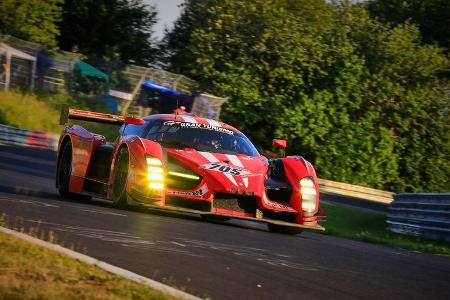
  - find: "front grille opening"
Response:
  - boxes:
[213,193,257,214]
[265,177,292,204]
[166,156,202,190]
[165,196,211,212]
[265,188,292,204]
[263,210,296,223]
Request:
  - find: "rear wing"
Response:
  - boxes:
[60,106,132,125]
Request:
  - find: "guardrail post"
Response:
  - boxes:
[5,52,11,90]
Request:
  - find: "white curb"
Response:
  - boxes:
[0,226,201,300]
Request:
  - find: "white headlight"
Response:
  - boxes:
[300,177,317,212]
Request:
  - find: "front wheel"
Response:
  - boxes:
[267,223,303,235]
[56,142,72,198]
[112,148,130,208]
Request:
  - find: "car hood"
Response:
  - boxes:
[165,148,269,194]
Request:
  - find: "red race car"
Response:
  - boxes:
[56,108,325,234]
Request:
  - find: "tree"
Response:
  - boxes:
[366,0,450,51]
[0,0,63,49]
[58,0,158,65]
[163,0,449,192]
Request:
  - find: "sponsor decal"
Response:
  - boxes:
[166,184,208,197]
[163,121,234,135]
[75,137,91,150]
[263,197,293,211]
[200,162,252,177]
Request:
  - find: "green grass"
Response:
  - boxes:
[321,203,450,255]
[0,90,119,140]
[0,231,170,300]
[0,90,62,133]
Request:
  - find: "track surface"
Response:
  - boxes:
[0,145,449,299]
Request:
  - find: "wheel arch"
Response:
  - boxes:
[107,143,130,200]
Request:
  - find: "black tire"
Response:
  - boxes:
[56,142,72,198]
[267,223,303,235]
[112,148,130,208]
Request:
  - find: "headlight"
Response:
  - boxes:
[146,156,164,190]
[300,177,317,212]
[167,171,200,180]
[165,158,202,190]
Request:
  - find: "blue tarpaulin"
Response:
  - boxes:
[142,80,183,97]
[141,80,194,113]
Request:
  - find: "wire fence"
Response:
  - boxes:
[0,35,227,119]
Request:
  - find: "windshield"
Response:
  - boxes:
[145,120,259,156]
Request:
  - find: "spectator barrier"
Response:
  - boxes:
[0,124,58,150]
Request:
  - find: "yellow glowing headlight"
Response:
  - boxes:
[300,177,317,212]
[149,182,164,189]
[146,156,164,189]
[147,173,164,181]
[148,166,163,174]
[146,157,162,166]
[167,171,200,180]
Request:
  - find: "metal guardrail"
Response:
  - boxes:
[387,193,450,242]
[0,124,58,150]
[318,179,394,204]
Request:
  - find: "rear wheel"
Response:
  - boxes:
[267,223,303,235]
[112,148,130,208]
[56,142,72,198]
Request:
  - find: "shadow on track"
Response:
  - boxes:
[0,182,317,238]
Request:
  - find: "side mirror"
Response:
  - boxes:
[272,139,287,149]
[124,116,145,125]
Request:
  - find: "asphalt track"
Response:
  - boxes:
[0,145,449,299]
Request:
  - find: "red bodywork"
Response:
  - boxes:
[57,109,325,231]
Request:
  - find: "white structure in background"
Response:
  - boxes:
[108,89,133,101]
[191,93,228,120]
[0,42,37,90]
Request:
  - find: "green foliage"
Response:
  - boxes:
[366,0,450,51]
[58,0,158,65]
[163,0,450,192]
[0,0,63,49]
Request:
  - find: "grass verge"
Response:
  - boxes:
[0,90,61,133]
[321,203,450,256]
[0,231,169,300]
[0,90,119,140]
